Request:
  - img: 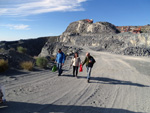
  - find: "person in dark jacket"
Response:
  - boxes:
[55,49,66,76]
[82,52,96,83]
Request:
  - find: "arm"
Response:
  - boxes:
[82,57,87,66]
[62,53,66,64]
[70,58,73,66]
[79,58,81,64]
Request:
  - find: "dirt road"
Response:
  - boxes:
[1,48,150,113]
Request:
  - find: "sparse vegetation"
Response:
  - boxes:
[20,61,34,71]
[36,57,48,68]
[17,46,27,54]
[0,59,8,72]
[0,48,5,53]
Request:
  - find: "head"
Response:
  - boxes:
[58,49,62,53]
[74,52,78,58]
[86,52,90,57]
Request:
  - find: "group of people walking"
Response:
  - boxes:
[55,49,96,83]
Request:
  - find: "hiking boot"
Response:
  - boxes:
[61,70,63,74]
[58,74,61,76]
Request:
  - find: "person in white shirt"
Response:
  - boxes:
[71,52,81,77]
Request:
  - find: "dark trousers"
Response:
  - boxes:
[57,63,62,75]
[73,66,78,76]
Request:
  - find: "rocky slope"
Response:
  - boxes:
[55,20,150,56]
[0,36,58,69]
[1,19,150,59]
[39,20,120,57]
[0,36,58,57]
[0,50,34,69]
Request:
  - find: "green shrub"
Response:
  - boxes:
[0,59,8,72]
[17,46,27,54]
[36,57,48,68]
[20,61,34,71]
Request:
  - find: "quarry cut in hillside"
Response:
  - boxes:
[39,19,150,57]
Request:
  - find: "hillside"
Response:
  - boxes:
[0,36,58,57]
[41,19,150,57]
[1,19,150,70]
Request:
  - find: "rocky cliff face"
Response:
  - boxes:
[59,20,119,43]
[39,20,120,57]
[64,20,119,34]
[57,20,150,56]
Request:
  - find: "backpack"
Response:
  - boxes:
[90,56,96,64]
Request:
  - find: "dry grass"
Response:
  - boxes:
[0,59,8,72]
[20,61,34,71]
[50,56,56,61]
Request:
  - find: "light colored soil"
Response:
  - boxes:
[0,47,150,113]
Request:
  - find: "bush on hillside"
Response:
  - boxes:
[20,61,34,71]
[36,57,48,68]
[0,48,5,53]
[17,46,27,54]
[0,59,8,72]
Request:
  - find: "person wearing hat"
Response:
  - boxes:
[55,49,66,76]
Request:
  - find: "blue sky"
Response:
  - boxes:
[0,0,150,41]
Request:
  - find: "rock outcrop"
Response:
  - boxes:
[57,20,150,56]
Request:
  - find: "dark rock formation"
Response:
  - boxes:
[123,47,150,56]
[0,36,58,56]
[39,42,81,57]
